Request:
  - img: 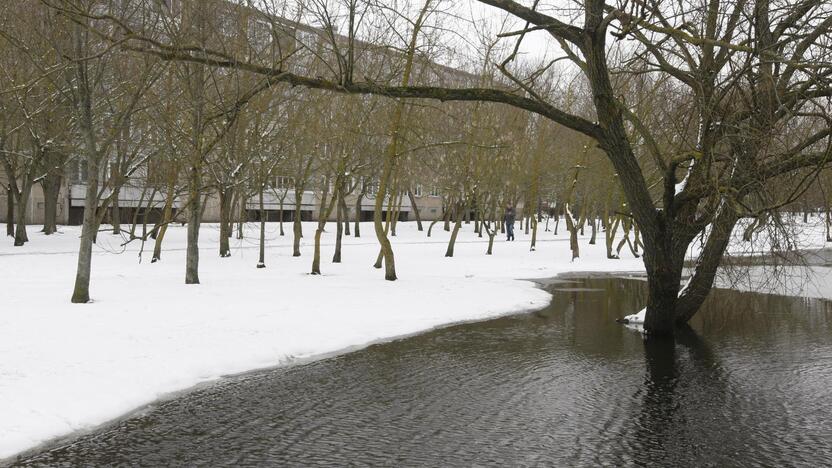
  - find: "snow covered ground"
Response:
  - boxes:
[0,220,646,460]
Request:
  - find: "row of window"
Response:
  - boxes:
[71,160,441,197]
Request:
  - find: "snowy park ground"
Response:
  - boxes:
[2,216,832,460]
[0,220,646,460]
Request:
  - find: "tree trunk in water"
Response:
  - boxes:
[257,188,266,268]
[6,187,13,237]
[408,189,423,231]
[185,166,201,285]
[14,182,31,246]
[642,246,685,336]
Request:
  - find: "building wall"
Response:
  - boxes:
[0,179,70,226]
[3,179,449,227]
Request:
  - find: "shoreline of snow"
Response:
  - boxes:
[0,221,647,461]
[3,284,551,464]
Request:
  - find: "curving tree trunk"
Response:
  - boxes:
[445,201,464,257]
[407,188,423,231]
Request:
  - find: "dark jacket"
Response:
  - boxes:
[504,209,516,225]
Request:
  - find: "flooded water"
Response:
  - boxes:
[12,276,832,467]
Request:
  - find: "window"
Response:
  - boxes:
[296,29,317,49]
[248,19,271,46]
[429,186,440,197]
[414,185,423,197]
[72,159,88,184]
[271,176,295,190]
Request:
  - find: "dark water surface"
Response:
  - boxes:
[13,277,832,467]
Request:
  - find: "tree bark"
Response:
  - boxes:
[5,186,13,237]
[333,187,343,263]
[674,209,739,324]
[278,194,285,236]
[529,214,538,251]
[219,187,233,257]
[407,188,423,231]
[13,181,31,246]
[312,178,337,275]
[151,169,177,263]
[257,187,266,268]
[445,202,463,257]
[589,216,597,245]
[41,171,61,235]
[292,188,303,257]
[340,193,350,236]
[353,190,362,238]
[185,163,201,284]
[111,187,121,235]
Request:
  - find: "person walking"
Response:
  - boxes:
[504,206,516,241]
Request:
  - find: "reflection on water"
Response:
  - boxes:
[11,278,832,467]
